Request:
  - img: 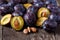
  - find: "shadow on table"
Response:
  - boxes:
[55,24,60,35]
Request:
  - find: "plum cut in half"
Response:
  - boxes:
[36,17,48,27]
[37,7,50,18]
[1,14,12,25]
[23,3,32,9]
[11,16,24,30]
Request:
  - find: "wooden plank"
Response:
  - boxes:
[0,15,2,40]
[3,27,55,40]
[55,24,60,40]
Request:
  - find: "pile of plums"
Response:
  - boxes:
[0,0,60,33]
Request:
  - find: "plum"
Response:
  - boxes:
[1,14,12,25]
[48,13,58,21]
[21,0,27,3]
[27,6,38,14]
[0,4,14,16]
[36,17,48,27]
[24,13,36,26]
[47,4,58,13]
[6,0,20,4]
[56,14,60,24]
[33,1,44,8]
[44,0,51,5]
[42,20,57,32]
[37,7,50,18]
[23,3,32,9]
[7,2,15,7]
[0,0,7,4]
[11,16,24,30]
[32,0,41,3]
[12,11,24,16]
[7,0,27,3]
[0,4,9,13]
[14,4,26,13]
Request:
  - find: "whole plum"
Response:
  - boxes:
[14,4,26,13]
[33,1,44,8]
[24,13,36,26]
[12,11,24,16]
[47,4,58,13]
[0,4,12,16]
[48,13,58,21]
[27,6,38,14]
[32,0,41,3]
[42,20,57,32]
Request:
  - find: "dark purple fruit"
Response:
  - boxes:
[0,4,11,16]
[0,0,4,4]
[41,0,46,2]
[44,0,51,5]
[0,4,14,16]
[7,0,27,3]
[21,0,27,3]
[0,4,9,13]
[47,4,58,13]
[6,0,20,4]
[43,20,57,32]
[44,0,51,7]
[48,13,57,21]
[27,6,38,14]
[28,0,41,3]
[32,0,41,3]
[7,2,15,13]
[57,15,60,24]
[14,4,26,13]
[57,6,60,12]
[12,11,24,16]
[0,0,7,4]
[12,11,19,16]
[7,2,15,8]
[33,1,44,8]
[49,0,57,6]
[24,13,36,26]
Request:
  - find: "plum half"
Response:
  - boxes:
[37,7,50,18]
[1,14,12,25]
[36,17,48,27]
[11,16,24,30]
[23,3,32,9]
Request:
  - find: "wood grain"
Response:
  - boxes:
[3,27,56,40]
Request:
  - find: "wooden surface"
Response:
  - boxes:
[2,24,60,40]
[0,15,2,40]
[3,27,56,40]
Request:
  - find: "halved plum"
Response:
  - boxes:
[23,3,32,9]
[36,17,48,27]
[37,7,50,18]
[1,14,12,25]
[11,16,24,30]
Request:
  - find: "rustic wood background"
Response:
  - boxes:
[0,0,60,40]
